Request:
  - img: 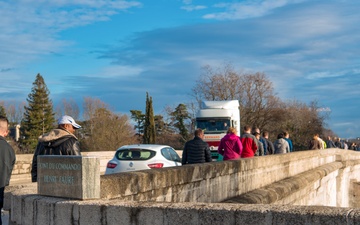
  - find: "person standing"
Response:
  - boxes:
[326,136,336,148]
[253,128,268,155]
[0,116,16,225]
[253,132,264,156]
[240,125,258,158]
[317,136,326,149]
[283,131,294,152]
[262,131,275,155]
[182,128,212,165]
[334,137,343,149]
[274,133,290,154]
[309,134,321,150]
[218,127,243,160]
[31,115,82,182]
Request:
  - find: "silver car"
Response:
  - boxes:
[105,144,182,174]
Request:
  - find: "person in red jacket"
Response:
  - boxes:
[218,127,243,160]
[240,125,258,158]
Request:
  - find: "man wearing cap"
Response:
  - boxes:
[31,115,82,182]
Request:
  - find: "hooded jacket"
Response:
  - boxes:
[218,133,242,160]
[31,128,81,182]
[274,138,290,154]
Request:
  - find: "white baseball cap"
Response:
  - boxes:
[58,115,81,129]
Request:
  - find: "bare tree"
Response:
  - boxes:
[239,72,282,130]
[81,97,136,151]
[192,63,242,102]
[191,63,332,150]
[55,98,80,120]
[192,64,282,132]
[83,97,108,121]
[1,100,25,124]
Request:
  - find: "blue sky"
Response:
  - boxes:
[0,0,359,138]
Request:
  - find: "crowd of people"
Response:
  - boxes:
[181,125,360,164]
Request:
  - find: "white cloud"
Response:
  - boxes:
[90,65,144,78]
[181,5,207,12]
[0,1,141,69]
[204,0,308,20]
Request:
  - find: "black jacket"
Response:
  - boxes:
[265,138,275,155]
[0,136,16,187]
[31,128,81,182]
[182,136,211,165]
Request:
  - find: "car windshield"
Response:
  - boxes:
[116,149,156,161]
[196,119,231,134]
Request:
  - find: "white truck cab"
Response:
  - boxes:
[195,100,240,160]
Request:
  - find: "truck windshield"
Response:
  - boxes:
[196,119,231,134]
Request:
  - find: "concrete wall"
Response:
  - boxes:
[7,149,360,225]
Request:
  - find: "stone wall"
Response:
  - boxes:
[9,151,115,184]
[9,194,360,225]
[100,149,360,204]
[9,150,183,184]
[7,149,360,225]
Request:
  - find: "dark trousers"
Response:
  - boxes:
[0,186,4,225]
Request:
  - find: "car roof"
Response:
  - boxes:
[117,144,172,151]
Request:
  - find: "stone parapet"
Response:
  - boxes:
[100,149,360,203]
[6,149,360,224]
[8,187,360,225]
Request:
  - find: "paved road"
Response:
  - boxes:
[1,210,9,225]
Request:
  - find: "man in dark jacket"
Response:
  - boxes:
[0,116,16,225]
[31,115,82,182]
[262,131,275,155]
[182,128,212,165]
[326,136,336,148]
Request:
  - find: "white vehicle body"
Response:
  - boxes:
[195,100,240,160]
[105,144,182,174]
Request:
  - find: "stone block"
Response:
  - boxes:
[37,156,100,199]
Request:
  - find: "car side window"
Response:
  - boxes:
[161,147,181,162]
[161,148,172,161]
[168,148,181,162]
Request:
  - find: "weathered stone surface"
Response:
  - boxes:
[37,155,100,199]
[222,162,343,204]
[6,148,360,224]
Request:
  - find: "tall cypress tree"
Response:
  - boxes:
[21,73,55,152]
[143,92,156,144]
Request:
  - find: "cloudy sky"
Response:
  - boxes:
[0,0,359,138]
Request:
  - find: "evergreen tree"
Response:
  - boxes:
[143,92,156,144]
[21,73,55,152]
[170,103,191,144]
[130,110,145,135]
